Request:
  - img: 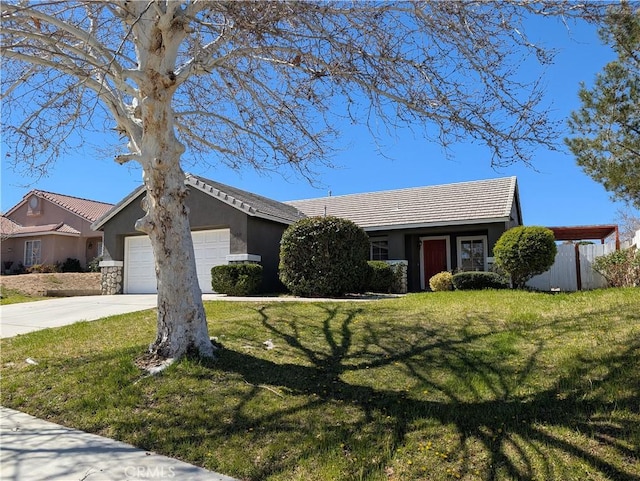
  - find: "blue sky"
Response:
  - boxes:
[1,14,637,228]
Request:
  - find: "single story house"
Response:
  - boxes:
[92,175,522,294]
[1,190,113,272]
[91,174,306,294]
[287,176,522,290]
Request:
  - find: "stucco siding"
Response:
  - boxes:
[10,200,85,234]
[101,189,249,263]
[372,222,508,291]
[246,216,289,292]
[3,194,107,270]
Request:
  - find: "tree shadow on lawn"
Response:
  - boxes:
[209,304,640,480]
[9,303,636,481]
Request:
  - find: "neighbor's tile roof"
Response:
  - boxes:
[286,177,518,230]
[188,174,306,224]
[31,191,114,222]
[3,222,81,236]
[0,216,21,235]
[4,190,114,222]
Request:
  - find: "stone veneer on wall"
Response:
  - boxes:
[99,260,123,295]
[386,260,408,294]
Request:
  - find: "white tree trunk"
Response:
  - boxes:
[131,2,214,360]
[137,160,214,360]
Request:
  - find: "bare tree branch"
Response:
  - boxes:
[0,0,615,360]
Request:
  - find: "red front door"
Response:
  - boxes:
[423,239,448,289]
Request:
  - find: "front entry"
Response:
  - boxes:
[422,238,449,290]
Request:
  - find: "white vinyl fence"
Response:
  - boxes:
[526,229,639,292]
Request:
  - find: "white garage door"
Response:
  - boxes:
[124,229,230,294]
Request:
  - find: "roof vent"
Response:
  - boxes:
[27,195,42,216]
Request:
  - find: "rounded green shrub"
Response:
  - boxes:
[211,263,263,296]
[451,271,509,290]
[279,216,370,297]
[493,226,557,289]
[366,261,395,293]
[429,271,453,291]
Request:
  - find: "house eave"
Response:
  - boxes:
[362,217,512,232]
[93,178,300,231]
[92,185,146,231]
[6,231,81,238]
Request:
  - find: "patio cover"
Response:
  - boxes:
[547,225,620,250]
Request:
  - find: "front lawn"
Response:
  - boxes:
[0,285,46,304]
[1,289,638,480]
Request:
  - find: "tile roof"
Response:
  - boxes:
[0,216,21,236]
[187,175,306,224]
[5,190,114,222]
[286,177,519,230]
[4,222,81,236]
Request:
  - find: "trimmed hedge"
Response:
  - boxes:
[211,263,263,296]
[493,226,557,289]
[429,271,453,291]
[279,216,370,297]
[366,261,395,293]
[452,271,509,290]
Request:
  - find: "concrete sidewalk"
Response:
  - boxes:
[0,294,239,480]
[0,407,237,481]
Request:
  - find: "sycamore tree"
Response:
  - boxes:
[1,1,608,365]
[566,1,640,208]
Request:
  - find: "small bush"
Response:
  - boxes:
[26,264,60,274]
[61,257,83,273]
[87,257,102,273]
[279,216,370,297]
[366,261,395,293]
[593,247,640,287]
[493,226,557,288]
[429,271,453,291]
[211,263,263,296]
[452,271,509,290]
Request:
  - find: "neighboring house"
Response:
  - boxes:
[93,175,522,294]
[1,190,114,272]
[91,174,306,294]
[286,176,523,291]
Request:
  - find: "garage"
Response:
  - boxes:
[124,229,230,294]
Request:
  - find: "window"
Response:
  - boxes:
[97,240,104,257]
[24,240,41,266]
[458,236,487,271]
[370,238,389,260]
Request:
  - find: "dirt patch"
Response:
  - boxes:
[0,273,101,297]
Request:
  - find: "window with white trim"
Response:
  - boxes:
[24,240,41,266]
[457,236,487,271]
[370,238,389,260]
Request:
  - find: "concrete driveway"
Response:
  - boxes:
[0,295,160,338]
[1,292,393,338]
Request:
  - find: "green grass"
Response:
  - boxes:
[1,289,639,481]
[0,286,46,304]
